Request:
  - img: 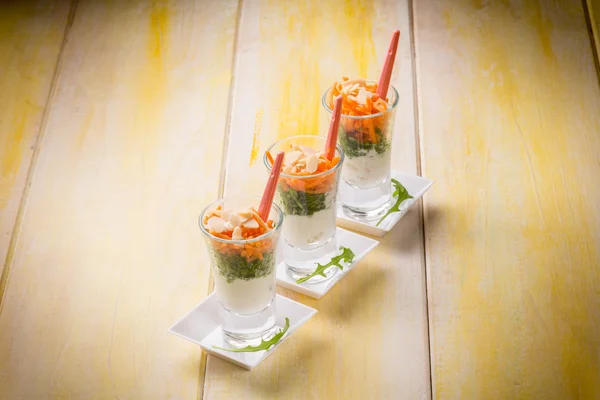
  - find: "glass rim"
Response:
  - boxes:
[263,135,345,180]
[198,195,283,245]
[321,80,399,119]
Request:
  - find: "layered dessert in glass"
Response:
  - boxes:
[264,135,344,280]
[322,78,399,219]
[199,196,283,345]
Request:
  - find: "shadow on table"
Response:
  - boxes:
[320,264,392,323]
[377,202,443,251]
[421,203,443,232]
[202,335,329,397]
[378,209,422,253]
[246,337,329,396]
[321,203,444,323]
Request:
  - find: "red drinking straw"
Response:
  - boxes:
[376,30,400,99]
[258,151,284,221]
[325,95,343,160]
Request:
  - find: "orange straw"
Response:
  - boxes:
[258,151,284,221]
[325,95,343,160]
[376,30,400,99]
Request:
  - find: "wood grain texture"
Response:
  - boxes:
[0,0,71,278]
[0,0,238,398]
[203,1,431,399]
[415,1,600,399]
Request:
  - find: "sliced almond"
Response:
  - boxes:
[238,208,253,218]
[356,88,368,105]
[284,150,303,165]
[219,209,230,221]
[283,165,293,174]
[305,153,319,174]
[242,217,259,229]
[232,226,243,240]
[229,214,242,227]
[207,216,226,233]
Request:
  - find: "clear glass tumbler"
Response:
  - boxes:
[264,135,344,281]
[322,81,399,220]
[199,196,283,346]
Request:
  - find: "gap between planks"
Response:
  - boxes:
[0,0,80,314]
[408,0,434,398]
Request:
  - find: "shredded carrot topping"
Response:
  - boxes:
[265,145,341,195]
[327,77,389,116]
[326,77,393,146]
[203,206,276,262]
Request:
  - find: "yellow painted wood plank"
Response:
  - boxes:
[415,1,600,399]
[0,0,238,398]
[203,1,431,399]
[0,0,71,278]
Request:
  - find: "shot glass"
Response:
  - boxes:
[322,81,399,220]
[199,196,283,346]
[264,135,344,281]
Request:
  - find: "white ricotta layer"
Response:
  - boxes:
[213,269,276,315]
[343,149,391,188]
[283,207,336,249]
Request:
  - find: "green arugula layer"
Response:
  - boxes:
[277,185,327,216]
[213,318,290,353]
[296,246,356,284]
[375,178,413,227]
[212,249,275,284]
[339,126,391,158]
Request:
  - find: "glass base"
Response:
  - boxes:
[283,234,339,284]
[342,199,391,221]
[223,324,277,348]
[340,176,392,221]
[219,299,276,346]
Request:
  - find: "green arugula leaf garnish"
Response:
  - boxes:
[375,178,414,227]
[296,246,355,284]
[212,318,290,353]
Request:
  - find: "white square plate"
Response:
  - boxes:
[168,292,317,370]
[336,170,433,237]
[276,228,379,299]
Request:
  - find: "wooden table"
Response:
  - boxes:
[1,1,599,398]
